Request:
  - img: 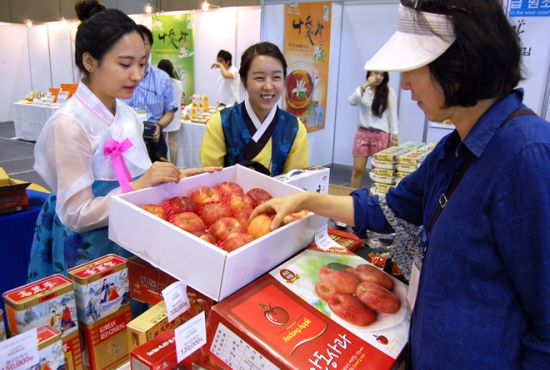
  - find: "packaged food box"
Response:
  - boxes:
[373,147,413,162]
[0,167,30,214]
[127,300,187,352]
[370,182,395,196]
[274,167,330,194]
[327,228,364,252]
[129,329,193,370]
[127,256,179,305]
[396,149,429,165]
[192,94,209,108]
[204,244,409,370]
[371,158,395,170]
[36,326,65,370]
[3,274,83,370]
[68,254,131,370]
[369,172,395,185]
[108,165,327,301]
[395,171,410,180]
[371,168,395,178]
[395,163,418,173]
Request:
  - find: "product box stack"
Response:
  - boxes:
[370,142,434,196]
[130,329,193,370]
[2,274,84,369]
[68,254,132,370]
[203,242,410,370]
[182,94,219,123]
[394,143,435,184]
[0,167,31,214]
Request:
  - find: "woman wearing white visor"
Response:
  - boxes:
[251,0,550,367]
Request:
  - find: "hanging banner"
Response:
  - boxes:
[508,1,550,116]
[150,13,195,105]
[284,3,332,132]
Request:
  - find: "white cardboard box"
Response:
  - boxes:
[275,167,330,194]
[109,165,327,301]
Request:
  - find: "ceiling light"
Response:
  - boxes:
[201,1,219,11]
[26,19,33,27]
[145,3,153,14]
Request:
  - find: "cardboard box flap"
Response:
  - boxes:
[0,179,31,192]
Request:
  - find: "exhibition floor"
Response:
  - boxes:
[0,121,373,192]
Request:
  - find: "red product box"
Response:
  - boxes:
[327,228,364,252]
[204,246,410,370]
[127,257,179,305]
[130,329,193,370]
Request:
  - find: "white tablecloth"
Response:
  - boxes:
[176,120,207,169]
[12,102,60,141]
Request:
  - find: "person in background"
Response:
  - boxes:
[121,24,177,162]
[28,0,219,282]
[211,49,241,107]
[349,71,398,188]
[251,0,550,367]
[200,42,309,177]
[157,59,183,165]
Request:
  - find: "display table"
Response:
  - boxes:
[12,102,60,141]
[176,120,206,169]
[0,189,50,317]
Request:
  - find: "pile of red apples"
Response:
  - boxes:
[316,263,401,327]
[139,181,309,252]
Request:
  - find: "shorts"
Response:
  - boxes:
[352,128,390,157]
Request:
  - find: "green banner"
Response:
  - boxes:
[150,13,195,105]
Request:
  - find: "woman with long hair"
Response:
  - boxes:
[348,71,398,188]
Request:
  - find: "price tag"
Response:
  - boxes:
[175,311,206,363]
[0,328,39,370]
[315,226,341,251]
[162,281,190,323]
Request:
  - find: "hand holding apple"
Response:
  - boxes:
[247,214,273,239]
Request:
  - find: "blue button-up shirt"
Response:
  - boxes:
[121,64,177,123]
[353,90,550,368]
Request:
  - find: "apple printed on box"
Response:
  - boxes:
[268,247,410,360]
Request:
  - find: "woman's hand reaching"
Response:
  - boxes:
[131,164,222,191]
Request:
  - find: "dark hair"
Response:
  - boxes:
[367,71,390,118]
[217,50,232,66]
[74,0,143,76]
[239,42,288,83]
[138,24,153,46]
[157,59,176,79]
[419,0,522,107]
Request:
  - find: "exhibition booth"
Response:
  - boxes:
[1,0,550,368]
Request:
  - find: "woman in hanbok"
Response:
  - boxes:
[200,42,309,177]
[28,0,218,282]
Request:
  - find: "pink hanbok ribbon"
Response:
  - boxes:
[104,138,133,193]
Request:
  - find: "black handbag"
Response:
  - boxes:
[143,121,168,162]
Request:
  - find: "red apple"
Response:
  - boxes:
[328,293,376,326]
[199,202,233,227]
[192,186,222,207]
[248,214,273,239]
[226,192,255,213]
[235,207,254,229]
[216,181,244,197]
[315,281,338,302]
[355,282,400,314]
[172,212,206,233]
[210,217,247,242]
[246,188,273,207]
[191,231,217,246]
[222,232,254,252]
[282,210,311,225]
[355,264,394,291]
[163,196,198,216]
[318,264,360,294]
[139,204,168,221]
